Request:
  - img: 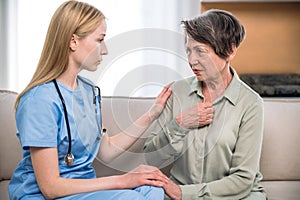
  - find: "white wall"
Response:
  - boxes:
[1,0,200,96]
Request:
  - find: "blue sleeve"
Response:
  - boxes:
[16,92,60,150]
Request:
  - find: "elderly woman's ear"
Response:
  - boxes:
[226,45,237,62]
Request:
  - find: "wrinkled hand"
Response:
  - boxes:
[176,102,214,129]
[120,164,169,189]
[149,82,173,121]
[163,179,182,200]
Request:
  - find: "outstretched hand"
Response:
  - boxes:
[120,164,169,189]
[149,82,173,121]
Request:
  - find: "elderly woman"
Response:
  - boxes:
[144,9,266,200]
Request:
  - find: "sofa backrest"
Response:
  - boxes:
[97,96,300,181]
[260,98,300,181]
[0,90,22,181]
[101,96,154,135]
[92,96,154,176]
[1,93,300,181]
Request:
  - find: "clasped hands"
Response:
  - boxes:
[122,165,182,200]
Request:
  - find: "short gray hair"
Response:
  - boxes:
[181,9,245,59]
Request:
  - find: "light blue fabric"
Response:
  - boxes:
[8,77,163,199]
[9,186,164,200]
[58,185,164,200]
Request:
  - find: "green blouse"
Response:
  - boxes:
[144,68,266,200]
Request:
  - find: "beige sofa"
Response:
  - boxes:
[1,89,300,200]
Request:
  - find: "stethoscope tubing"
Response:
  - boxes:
[53,77,102,166]
[53,80,72,155]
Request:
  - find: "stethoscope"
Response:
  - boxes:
[53,77,102,166]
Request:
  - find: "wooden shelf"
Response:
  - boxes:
[201,2,300,74]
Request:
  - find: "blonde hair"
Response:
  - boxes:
[15,0,105,109]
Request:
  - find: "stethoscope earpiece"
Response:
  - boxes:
[64,153,74,166]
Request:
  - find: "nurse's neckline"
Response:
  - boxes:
[55,79,80,93]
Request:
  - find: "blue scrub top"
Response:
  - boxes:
[8,76,102,199]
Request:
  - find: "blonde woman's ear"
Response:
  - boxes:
[69,34,78,51]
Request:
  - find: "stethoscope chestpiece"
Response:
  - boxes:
[64,153,74,166]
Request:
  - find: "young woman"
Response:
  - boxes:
[8,1,171,199]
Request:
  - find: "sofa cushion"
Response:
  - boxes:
[0,181,10,200]
[260,98,300,181]
[0,90,22,181]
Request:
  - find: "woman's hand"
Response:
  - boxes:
[176,102,214,129]
[119,164,169,189]
[163,179,182,200]
[149,82,173,121]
